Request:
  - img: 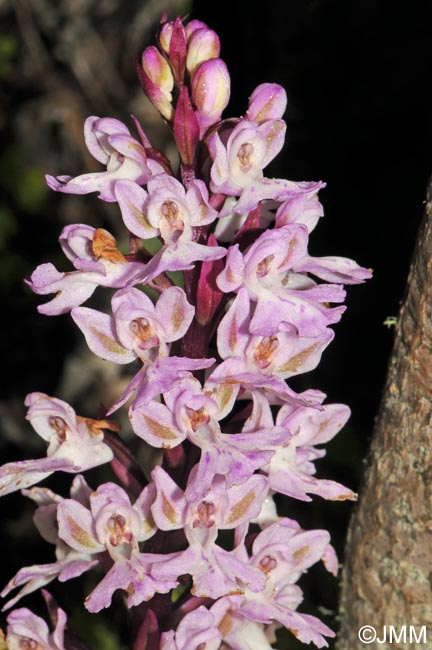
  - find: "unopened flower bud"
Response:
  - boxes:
[142,46,174,96]
[185,19,209,40]
[186,28,220,75]
[159,21,173,55]
[140,46,174,120]
[246,83,287,123]
[192,58,230,135]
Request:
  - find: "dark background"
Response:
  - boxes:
[0,0,431,647]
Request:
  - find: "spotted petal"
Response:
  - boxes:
[71,307,136,364]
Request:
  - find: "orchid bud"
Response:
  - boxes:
[186,28,221,75]
[142,46,174,96]
[159,21,174,55]
[185,19,209,39]
[246,83,287,123]
[192,58,230,135]
[140,46,174,120]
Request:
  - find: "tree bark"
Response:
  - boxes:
[337,179,432,649]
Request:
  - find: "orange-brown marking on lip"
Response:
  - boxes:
[107,514,132,546]
[256,254,274,277]
[218,611,235,636]
[259,554,277,573]
[49,416,68,442]
[186,407,210,432]
[161,200,178,224]
[130,318,154,343]
[237,142,254,173]
[77,416,121,435]
[160,200,184,234]
[92,228,127,263]
[193,501,216,528]
[253,336,279,369]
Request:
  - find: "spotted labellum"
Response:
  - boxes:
[0,13,371,650]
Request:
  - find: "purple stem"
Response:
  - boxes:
[182,219,212,359]
[132,607,160,650]
[171,595,214,627]
[103,430,148,498]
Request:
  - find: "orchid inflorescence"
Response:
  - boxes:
[0,14,371,650]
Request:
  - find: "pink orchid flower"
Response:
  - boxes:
[46,117,162,201]
[150,468,268,599]
[6,604,67,650]
[217,289,334,380]
[54,482,172,612]
[209,119,323,215]
[1,476,97,611]
[114,174,226,282]
[235,519,337,648]
[27,225,147,315]
[0,394,114,497]
[243,392,356,502]
[129,375,284,499]
[71,285,195,364]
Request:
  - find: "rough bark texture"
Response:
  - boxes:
[337,179,432,649]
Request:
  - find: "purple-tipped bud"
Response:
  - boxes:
[185,19,209,39]
[159,21,173,55]
[246,83,287,123]
[142,46,174,96]
[192,58,230,136]
[140,46,174,120]
[186,28,220,75]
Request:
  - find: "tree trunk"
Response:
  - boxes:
[337,179,432,649]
